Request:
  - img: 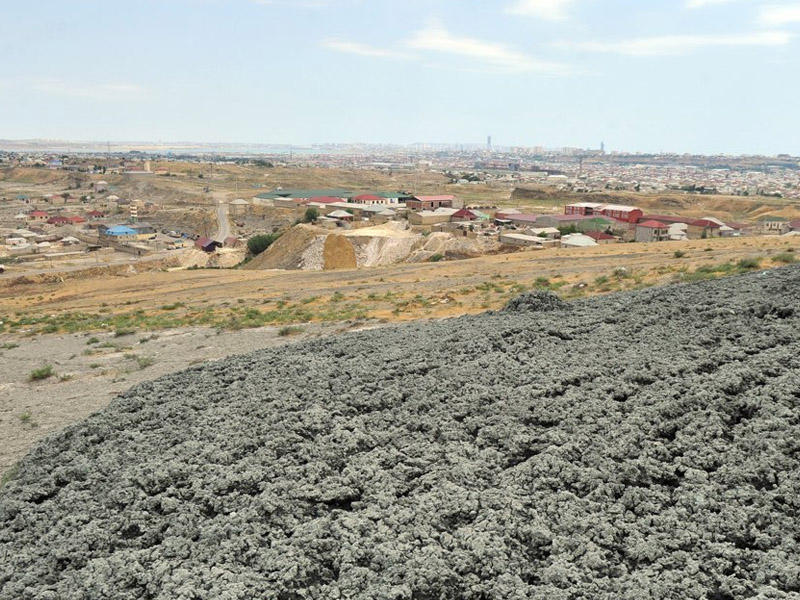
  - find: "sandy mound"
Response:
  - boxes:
[3,267,800,599]
[245,224,501,270]
[407,233,502,263]
[243,225,322,270]
[322,234,357,270]
[177,248,246,269]
[343,221,416,239]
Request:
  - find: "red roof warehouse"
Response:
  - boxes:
[598,205,643,224]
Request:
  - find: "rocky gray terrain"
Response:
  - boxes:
[1,266,799,599]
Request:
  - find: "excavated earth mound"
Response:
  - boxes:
[322,234,357,270]
[2,267,800,599]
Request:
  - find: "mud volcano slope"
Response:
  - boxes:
[2,268,800,599]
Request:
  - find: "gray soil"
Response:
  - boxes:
[1,267,800,599]
[0,322,377,478]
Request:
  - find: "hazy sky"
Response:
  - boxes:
[1,0,799,154]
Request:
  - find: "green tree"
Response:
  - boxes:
[302,207,319,223]
[247,233,281,256]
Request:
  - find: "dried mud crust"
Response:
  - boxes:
[2,267,800,599]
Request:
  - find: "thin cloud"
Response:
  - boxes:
[565,30,792,55]
[759,4,800,26]
[33,80,148,101]
[322,39,411,59]
[252,0,332,6]
[407,24,570,74]
[506,0,576,20]
[685,0,741,8]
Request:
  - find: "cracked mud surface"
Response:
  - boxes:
[1,267,799,599]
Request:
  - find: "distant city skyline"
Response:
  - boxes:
[0,137,798,158]
[2,1,800,155]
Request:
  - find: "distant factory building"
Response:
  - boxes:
[565,202,604,217]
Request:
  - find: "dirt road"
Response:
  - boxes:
[214,200,231,242]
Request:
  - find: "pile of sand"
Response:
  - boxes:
[322,234,357,270]
[244,224,502,271]
[243,225,323,270]
[177,248,246,269]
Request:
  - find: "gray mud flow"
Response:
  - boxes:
[1,267,800,599]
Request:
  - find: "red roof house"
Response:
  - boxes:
[451,208,478,221]
[637,220,669,229]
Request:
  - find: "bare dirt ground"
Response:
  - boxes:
[1,235,795,326]
[0,321,385,478]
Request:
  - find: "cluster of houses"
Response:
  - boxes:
[251,188,800,250]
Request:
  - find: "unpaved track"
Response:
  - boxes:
[1,267,799,598]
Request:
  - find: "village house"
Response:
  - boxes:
[100,225,138,242]
[351,192,410,205]
[229,198,250,216]
[640,214,722,239]
[584,231,618,244]
[256,189,352,208]
[635,220,671,242]
[561,233,599,248]
[195,237,221,252]
[132,224,157,240]
[405,195,455,211]
[758,216,790,235]
[47,216,70,226]
[408,207,458,226]
[27,210,49,223]
[499,232,553,248]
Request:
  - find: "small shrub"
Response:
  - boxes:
[674,250,686,258]
[278,326,304,337]
[136,356,155,369]
[773,252,797,264]
[29,365,54,381]
[594,275,610,285]
[114,328,135,337]
[1,342,19,350]
[737,257,762,270]
[429,253,444,262]
[86,337,100,345]
[160,303,184,311]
